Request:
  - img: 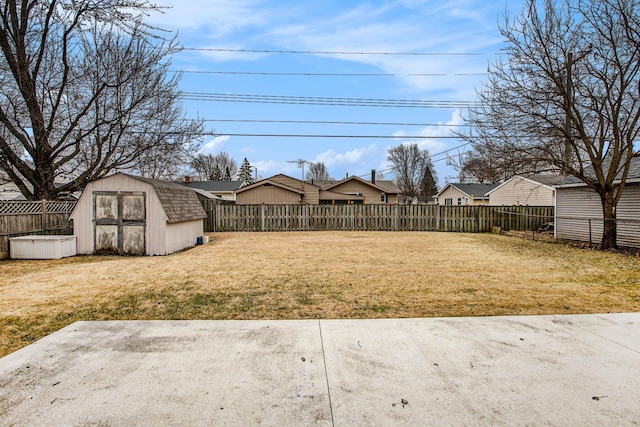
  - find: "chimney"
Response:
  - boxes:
[371,169,376,184]
[184,175,191,183]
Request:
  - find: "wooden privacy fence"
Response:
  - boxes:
[209,204,554,233]
[0,201,76,253]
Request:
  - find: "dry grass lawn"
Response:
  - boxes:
[1,231,639,357]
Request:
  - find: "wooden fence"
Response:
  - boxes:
[209,204,554,233]
[0,201,76,253]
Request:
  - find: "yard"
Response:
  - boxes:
[1,231,639,357]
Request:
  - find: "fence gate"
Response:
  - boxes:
[93,191,146,255]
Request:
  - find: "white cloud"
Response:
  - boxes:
[150,0,266,32]
[199,135,230,153]
[314,145,378,168]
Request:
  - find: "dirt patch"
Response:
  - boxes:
[1,231,639,357]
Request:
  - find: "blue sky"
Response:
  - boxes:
[148,0,525,185]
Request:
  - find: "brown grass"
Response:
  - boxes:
[1,231,639,357]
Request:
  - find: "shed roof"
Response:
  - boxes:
[183,180,243,192]
[121,174,206,223]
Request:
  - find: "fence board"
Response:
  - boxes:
[0,201,76,253]
[211,204,554,234]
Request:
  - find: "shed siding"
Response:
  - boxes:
[71,174,168,255]
[236,186,302,205]
[164,220,203,256]
[327,181,389,204]
[490,177,554,206]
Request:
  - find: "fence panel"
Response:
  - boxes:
[210,204,554,234]
[0,201,76,253]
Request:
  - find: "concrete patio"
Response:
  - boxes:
[1,313,639,426]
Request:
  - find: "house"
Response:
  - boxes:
[555,155,640,248]
[316,173,400,205]
[182,180,243,202]
[235,174,321,205]
[487,175,563,206]
[0,181,26,201]
[70,173,206,256]
[235,173,400,205]
[435,183,498,206]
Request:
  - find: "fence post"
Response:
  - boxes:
[41,200,47,234]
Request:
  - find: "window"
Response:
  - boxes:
[380,194,387,203]
[457,198,462,205]
[444,198,452,205]
[465,197,469,205]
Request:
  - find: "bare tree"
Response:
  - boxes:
[462,0,640,249]
[0,0,203,200]
[448,141,554,184]
[306,162,332,182]
[190,152,237,181]
[387,143,437,203]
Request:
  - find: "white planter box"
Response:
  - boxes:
[10,235,77,260]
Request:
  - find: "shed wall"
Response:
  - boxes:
[71,174,168,255]
[164,220,203,256]
[490,177,555,206]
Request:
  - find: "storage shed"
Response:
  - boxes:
[70,173,207,256]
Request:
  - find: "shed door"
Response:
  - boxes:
[94,191,146,255]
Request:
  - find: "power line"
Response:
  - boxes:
[204,118,469,127]
[173,70,486,77]
[180,92,473,109]
[181,47,488,56]
[208,133,463,138]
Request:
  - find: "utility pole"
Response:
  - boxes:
[563,52,573,176]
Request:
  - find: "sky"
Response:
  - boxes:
[146,0,526,185]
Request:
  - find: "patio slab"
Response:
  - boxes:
[1,314,639,426]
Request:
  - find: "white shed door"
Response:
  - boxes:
[94,192,146,255]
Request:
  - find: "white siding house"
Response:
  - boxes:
[70,173,206,256]
[487,175,563,206]
[555,156,640,248]
[435,183,498,206]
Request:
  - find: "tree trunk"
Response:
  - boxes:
[600,190,617,250]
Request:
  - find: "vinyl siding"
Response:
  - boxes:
[489,177,555,206]
[436,186,489,205]
[555,184,640,247]
[165,220,203,256]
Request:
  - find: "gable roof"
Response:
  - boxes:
[486,175,562,196]
[119,174,206,223]
[322,175,398,193]
[183,180,243,192]
[437,183,498,199]
[556,154,640,187]
[235,176,306,195]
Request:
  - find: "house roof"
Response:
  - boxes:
[319,176,400,193]
[120,174,206,223]
[235,176,306,195]
[556,154,640,188]
[486,174,563,196]
[437,183,498,199]
[183,180,243,192]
